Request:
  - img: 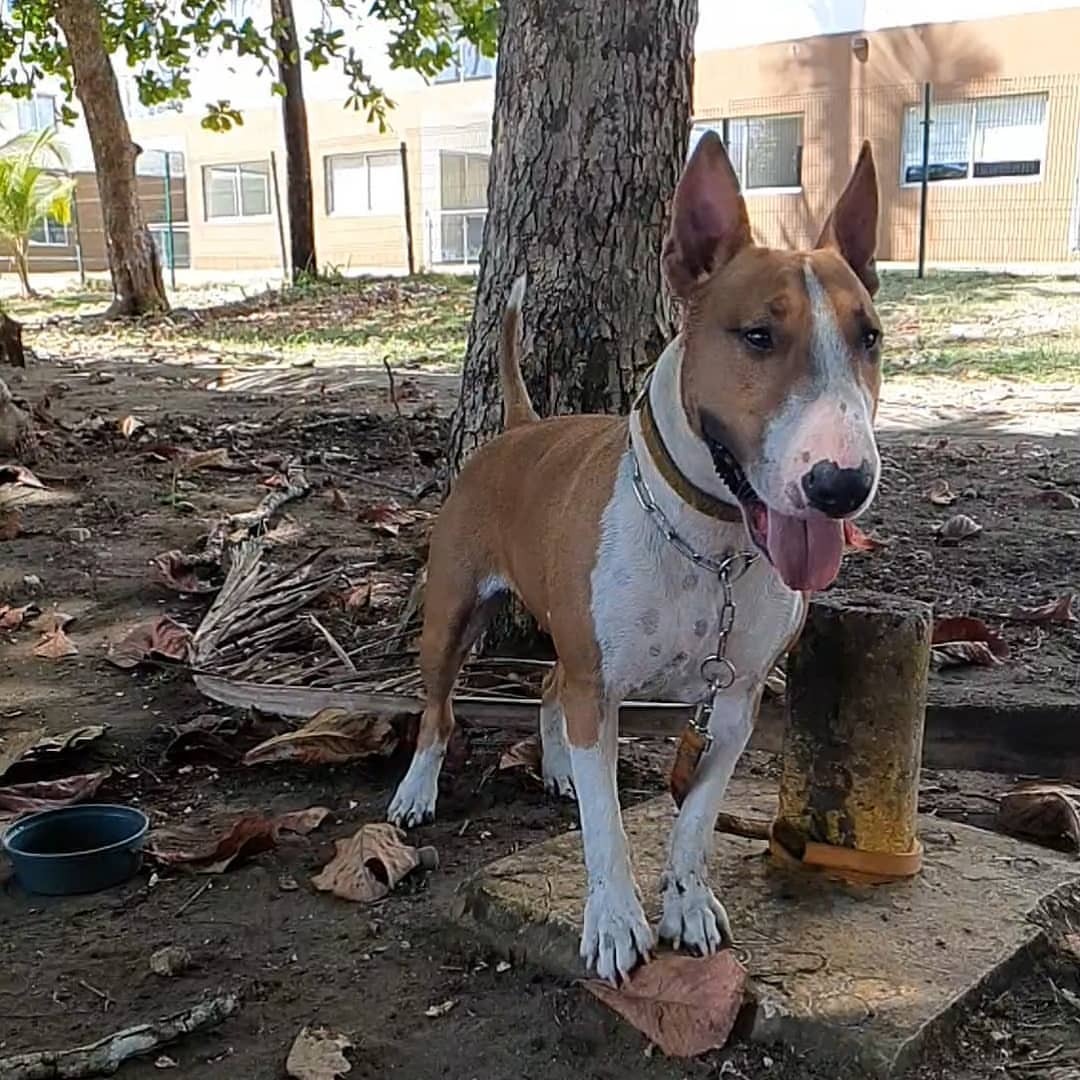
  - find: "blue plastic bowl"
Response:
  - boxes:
[2,804,149,896]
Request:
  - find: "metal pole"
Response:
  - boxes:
[269,150,290,283]
[163,150,177,290]
[917,82,932,279]
[399,140,416,276]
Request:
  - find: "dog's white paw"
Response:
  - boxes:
[657,872,732,954]
[387,749,441,828]
[542,746,576,800]
[580,881,653,984]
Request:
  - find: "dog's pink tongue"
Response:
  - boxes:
[765,509,845,592]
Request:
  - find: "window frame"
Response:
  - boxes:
[29,215,70,247]
[432,34,495,85]
[202,160,272,222]
[17,94,57,133]
[434,150,490,265]
[324,151,404,217]
[690,113,804,195]
[900,92,1049,188]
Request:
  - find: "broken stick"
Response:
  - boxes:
[0,991,240,1079]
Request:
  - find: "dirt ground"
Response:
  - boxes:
[2,280,1080,1079]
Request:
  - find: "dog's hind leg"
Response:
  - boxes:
[539,663,575,799]
[388,558,504,828]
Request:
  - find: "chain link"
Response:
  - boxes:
[630,439,757,748]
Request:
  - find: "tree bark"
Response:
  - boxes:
[272,0,317,281]
[54,0,168,317]
[0,312,26,367]
[447,0,697,472]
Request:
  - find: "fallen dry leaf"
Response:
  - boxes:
[842,521,886,552]
[931,615,1009,665]
[0,728,46,778]
[498,736,542,777]
[0,602,39,631]
[424,1000,457,1019]
[935,513,982,544]
[328,485,350,512]
[0,463,44,489]
[927,478,958,506]
[1026,488,1080,510]
[1010,594,1077,626]
[286,1026,353,1080]
[356,500,423,538]
[117,415,145,439]
[584,951,747,1058]
[0,509,21,539]
[25,724,108,759]
[151,550,220,594]
[178,447,232,474]
[0,769,111,817]
[107,616,192,669]
[34,622,78,659]
[312,823,431,902]
[243,709,397,767]
[146,806,330,874]
[998,784,1080,852]
[337,581,371,611]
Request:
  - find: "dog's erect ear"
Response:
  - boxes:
[662,130,753,299]
[817,140,880,296]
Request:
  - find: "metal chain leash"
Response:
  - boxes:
[630,440,757,748]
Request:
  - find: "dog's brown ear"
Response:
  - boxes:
[817,140,880,296]
[662,130,753,299]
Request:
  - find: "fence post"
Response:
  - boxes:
[917,81,932,279]
[399,140,416,276]
[269,150,290,283]
[163,150,177,291]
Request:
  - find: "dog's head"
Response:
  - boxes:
[662,132,882,592]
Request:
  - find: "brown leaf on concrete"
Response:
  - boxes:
[147,806,330,874]
[0,769,111,816]
[243,709,396,767]
[328,485,350,513]
[842,521,887,552]
[286,1026,353,1079]
[107,616,192,669]
[583,951,747,1058]
[34,618,78,659]
[178,447,232,473]
[0,602,38,632]
[0,509,21,539]
[931,615,1009,660]
[356,500,424,538]
[998,784,1080,852]
[935,513,982,544]
[311,824,425,902]
[1010,594,1077,626]
[927,478,958,506]
[930,640,1003,670]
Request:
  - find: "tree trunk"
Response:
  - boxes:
[447,0,696,471]
[446,0,696,653]
[271,0,317,282]
[54,0,168,317]
[14,246,36,299]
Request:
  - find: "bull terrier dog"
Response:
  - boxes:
[389,132,883,983]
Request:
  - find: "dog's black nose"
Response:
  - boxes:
[801,458,874,518]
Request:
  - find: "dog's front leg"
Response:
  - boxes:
[658,680,760,954]
[564,685,653,983]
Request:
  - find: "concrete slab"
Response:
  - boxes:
[452,778,1080,1076]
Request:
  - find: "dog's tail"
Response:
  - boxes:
[500,273,538,429]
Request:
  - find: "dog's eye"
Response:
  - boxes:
[742,327,773,352]
[861,327,882,351]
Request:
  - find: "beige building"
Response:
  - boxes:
[5,1,1080,277]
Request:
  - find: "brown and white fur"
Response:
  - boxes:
[389,133,884,984]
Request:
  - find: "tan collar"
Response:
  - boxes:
[635,376,743,525]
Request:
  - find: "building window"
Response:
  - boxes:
[690,115,803,191]
[17,94,56,132]
[30,215,69,246]
[202,161,271,220]
[325,152,403,216]
[437,151,488,264]
[137,150,186,178]
[901,93,1048,184]
[433,36,495,84]
[149,224,191,269]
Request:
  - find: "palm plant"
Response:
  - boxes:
[0,128,75,298]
